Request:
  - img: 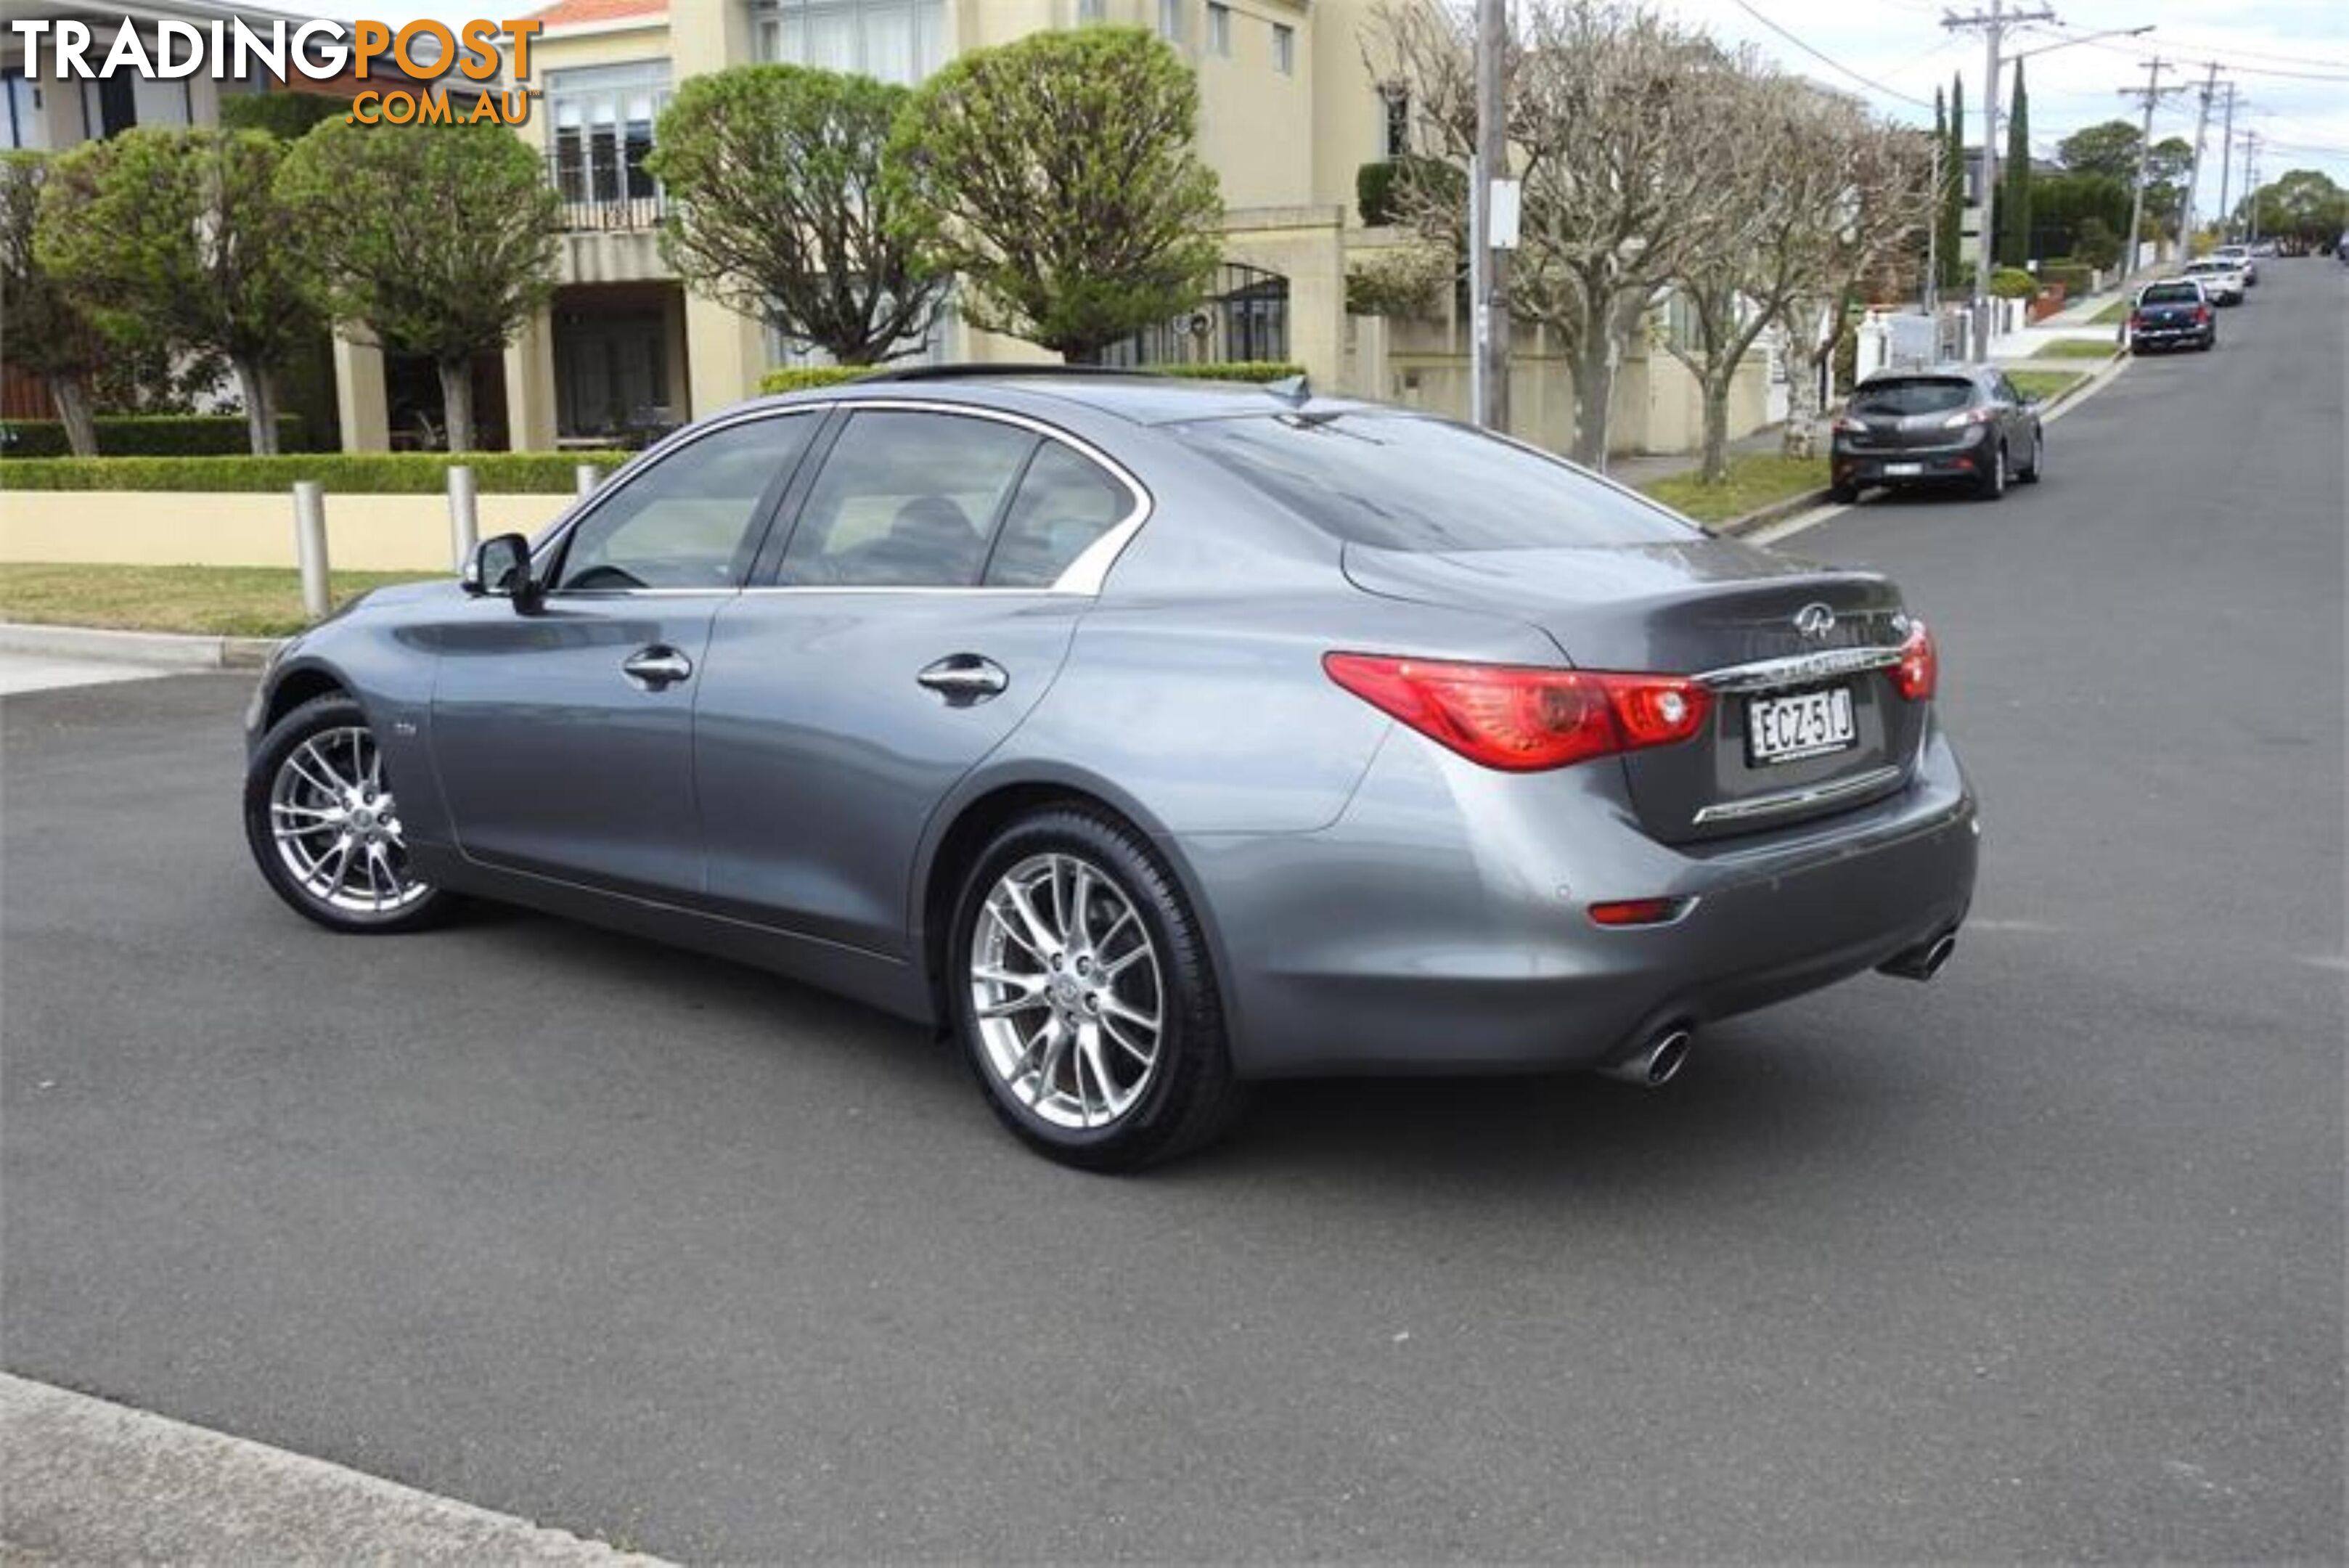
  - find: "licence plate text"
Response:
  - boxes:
[1747,687,1858,764]
[1883,462,1924,476]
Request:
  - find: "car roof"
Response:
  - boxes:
[746,367,1389,427]
[1856,363,1988,385]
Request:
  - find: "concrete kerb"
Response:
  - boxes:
[0,622,280,671]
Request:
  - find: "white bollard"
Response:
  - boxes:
[574,462,600,499]
[446,463,478,572]
[292,481,330,622]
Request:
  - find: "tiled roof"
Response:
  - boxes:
[525,0,667,29]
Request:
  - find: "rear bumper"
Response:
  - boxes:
[2131,325,2213,348]
[1832,446,1985,486]
[1182,725,1979,1078]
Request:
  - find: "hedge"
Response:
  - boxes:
[0,450,630,494]
[1989,266,2040,300]
[756,365,876,395]
[755,361,1307,395]
[0,414,306,458]
[2038,260,2096,298]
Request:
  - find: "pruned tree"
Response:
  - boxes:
[1,152,102,455]
[1661,69,1871,483]
[277,118,560,451]
[645,65,947,366]
[888,26,1222,364]
[35,128,314,455]
[1371,0,1744,468]
[1940,73,1966,290]
[1998,60,2031,268]
[1778,114,1935,458]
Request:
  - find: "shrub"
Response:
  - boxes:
[756,365,878,395]
[1155,362,1306,383]
[0,451,628,494]
[1355,155,1463,228]
[0,413,304,459]
[1989,266,2040,299]
[2038,260,2095,298]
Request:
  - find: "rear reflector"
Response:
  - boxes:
[1588,897,1691,928]
[1323,653,1712,772]
[1890,620,1937,702]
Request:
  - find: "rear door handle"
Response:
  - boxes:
[621,645,693,690]
[917,654,1009,703]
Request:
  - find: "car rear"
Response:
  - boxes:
[2130,282,2215,350]
[1157,408,1977,1079]
[1830,374,1998,492]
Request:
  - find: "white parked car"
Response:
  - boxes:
[2211,244,2259,285]
[2181,258,2247,305]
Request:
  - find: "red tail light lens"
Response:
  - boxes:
[1323,653,1712,772]
[2194,304,2211,323]
[2128,311,2145,330]
[1890,621,1937,702]
[1831,415,1866,434]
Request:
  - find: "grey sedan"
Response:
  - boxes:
[242,371,1978,1169]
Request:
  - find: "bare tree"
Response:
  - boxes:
[1372,0,1742,468]
[1776,115,1935,459]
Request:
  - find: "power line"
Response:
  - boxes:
[1943,0,2054,359]
[1727,0,1940,112]
[2022,25,2349,83]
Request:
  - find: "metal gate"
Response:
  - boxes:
[1100,262,1290,367]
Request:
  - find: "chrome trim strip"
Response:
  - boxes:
[1696,645,1904,694]
[1691,764,1906,826]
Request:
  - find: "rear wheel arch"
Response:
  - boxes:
[915,776,1224,1034]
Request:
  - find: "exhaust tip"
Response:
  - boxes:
[1602,1026,1693,1089]
[1878,931,1958,981]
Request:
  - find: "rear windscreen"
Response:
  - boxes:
[1169,412,1696,552]
[2140,284,2199,304]
[1850,379,1974,416]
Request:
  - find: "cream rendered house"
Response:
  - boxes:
[329,0,1764,460]
[454,0,1392,456]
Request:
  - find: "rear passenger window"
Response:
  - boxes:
[984,442,1135,588]
[777,411,1037,588]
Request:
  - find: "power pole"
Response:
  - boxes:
[2117,58,2181,280]
[1942,0,2053,361]
[2176,62,2221,262]
[1471,0,1509,433]
[2240,130,2262,240]
[2213,83,2241,239]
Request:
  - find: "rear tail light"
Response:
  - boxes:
[1890,621,1937,702]
[1831,415,1866,434]
[1940,406,1996,430]
[2194,304,2212,323]
[2128,311,2145,330]
[1323,653,1712,772]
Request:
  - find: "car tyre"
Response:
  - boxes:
[1828,482,1860,505]
[242,693,456,934]
[949,806,1248,1171]
[2016,428,2043,484]
[1975,440,2008,501]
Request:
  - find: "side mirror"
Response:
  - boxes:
[463,533,538,608]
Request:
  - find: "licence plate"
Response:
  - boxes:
[1747,687,1858,765]
[1883,462,1924,476]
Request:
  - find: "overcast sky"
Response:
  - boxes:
[274,0,2349,207]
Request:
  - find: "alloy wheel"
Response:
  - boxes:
[969,852,1163,1131]
[268,725,430,916]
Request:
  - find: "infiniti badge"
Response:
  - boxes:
[1793,603,1836,640]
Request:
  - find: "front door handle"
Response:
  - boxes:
[917,654,1009,703]
[622,645,694,690]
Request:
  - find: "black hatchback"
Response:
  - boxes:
[1829,364,2045,504]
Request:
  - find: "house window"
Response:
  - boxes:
[1158,0,1185,44]
[757,0,947,87]
[1272,22,1295,75]
[1206,3,1230,55]
[547,60,672,211]
[1383,85,1409,158]
[1077,0,1106,20]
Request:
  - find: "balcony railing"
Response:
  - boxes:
[545,148,667,232]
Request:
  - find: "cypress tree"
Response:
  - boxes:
[2000,61,2032,268]
[1942,73,1967,290]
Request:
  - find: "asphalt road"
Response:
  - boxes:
[6,262,2342,1563]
